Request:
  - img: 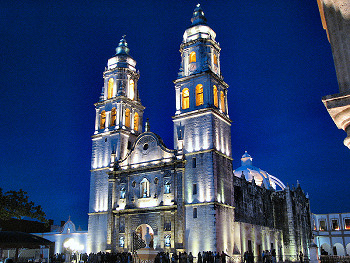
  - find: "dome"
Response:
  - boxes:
[233,151,286,190]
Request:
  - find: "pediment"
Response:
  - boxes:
[119,132,175,169]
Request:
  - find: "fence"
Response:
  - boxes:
[320,255,350,263]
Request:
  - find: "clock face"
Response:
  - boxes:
[189,63,196,72]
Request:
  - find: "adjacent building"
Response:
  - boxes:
[312,213,350,256]
[317,0,350,149]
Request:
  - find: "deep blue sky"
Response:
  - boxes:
[1,0,348,230]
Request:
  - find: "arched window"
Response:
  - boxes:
[108,78,114,99]
[134,112,139,132]
[100,110,106,129]
[125,108,131,128]
[213,85,218,107]
[196,84,203,106]
[220,91,225,112]
[213,54,218,66]
[129,79,135,100]
[140,178,150,198]
[182,88,189,109]
[111,107,116,126]
[190,51,196,63]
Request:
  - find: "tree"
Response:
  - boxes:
[0,188,47,222]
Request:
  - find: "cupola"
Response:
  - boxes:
[241,151,253,166]
[183,5,216,44]
[107,36,136,71]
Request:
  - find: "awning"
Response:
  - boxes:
[0,231,53,249]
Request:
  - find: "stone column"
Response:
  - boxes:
[309,240,321,263]
[285,186,297,260]
[106,177,116,252]
[318,0,350,148]
[95,108,99,133]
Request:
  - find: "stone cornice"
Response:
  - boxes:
[90,167,109,172]
[88,211,108,216]
[172,107,232,125]
[185,201,234,210]
[103,67,140,79]
[184,148,233,161]
[91,128,136,139]
[180,38,221,53]
[94,95,145,110]
[112,205,177,215]
[174,70,228,88]
[109,159,186,178]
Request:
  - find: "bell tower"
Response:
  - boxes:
[173,4,235,254]
[88,36,145,253]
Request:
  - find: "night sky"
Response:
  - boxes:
[1,0,348,230]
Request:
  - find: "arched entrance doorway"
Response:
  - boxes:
[135,224,154,248]
[321,243,331,255]
[333,243,345,256]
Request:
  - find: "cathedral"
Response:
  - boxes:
[87,5,312,261]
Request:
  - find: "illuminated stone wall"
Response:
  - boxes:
[185,204,216,254]
[234,222,283,259]
[90,132,135,213]
[213,151,234,205]
[231,175,312,260]
[233,176,275,228]
[215,205,235,255]
[87,213,108,253]
[173,103,231,157]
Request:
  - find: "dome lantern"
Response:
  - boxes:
[115,35,130,56]
[241,151,253,166]
[190,4,207,26]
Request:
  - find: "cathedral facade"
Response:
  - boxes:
[87,5,312,261]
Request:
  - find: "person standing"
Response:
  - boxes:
[299,251,304,263]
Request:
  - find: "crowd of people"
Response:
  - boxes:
[50,252,133,263]
[243,249,277,263]
[50,249,306,263]
[50,250,228,263]
[156,251,228,263]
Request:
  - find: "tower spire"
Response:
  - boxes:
[115,35,130,56]
[191,3,207,26]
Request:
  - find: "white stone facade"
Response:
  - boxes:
[87,5,312,261]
